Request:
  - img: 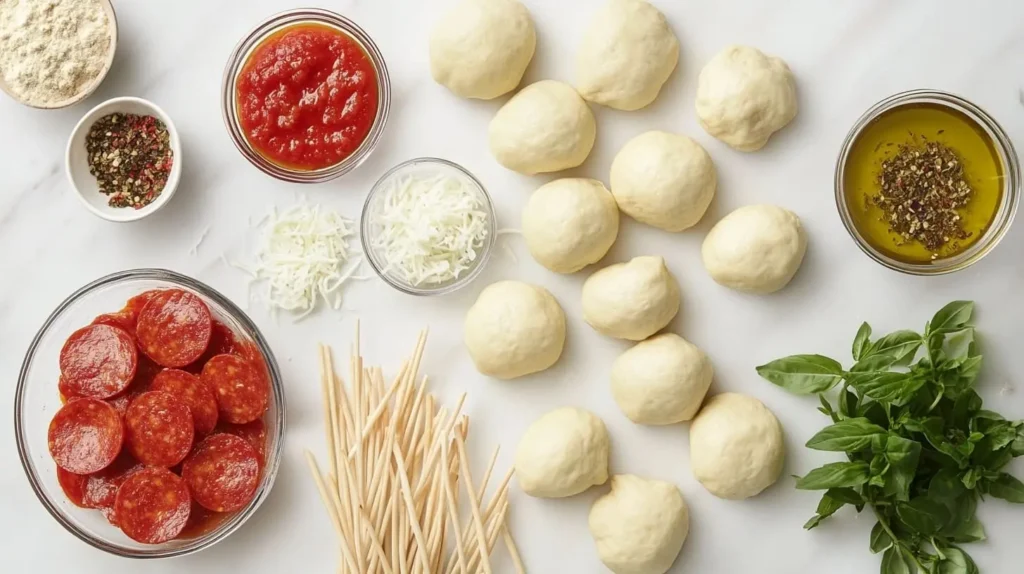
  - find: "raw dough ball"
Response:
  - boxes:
[582,256,680,341]
[515,407,610,498]
[701,205,807,294]
[588,474,689,574]
[576,0,679,111]
[689,393,785,500]
[429,0,536,99]
[695,45,797,151]
[610,131,716,232]
[611,333,712,425]
[464,281,565,379]
[488,80,597,174]
[522,178,620,273]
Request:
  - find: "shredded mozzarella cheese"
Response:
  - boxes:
[238,204,360,319]
[370,172,490,286]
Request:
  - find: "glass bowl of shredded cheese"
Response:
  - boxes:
[361,158,496,296]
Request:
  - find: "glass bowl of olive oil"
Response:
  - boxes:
[835,90,1019,274]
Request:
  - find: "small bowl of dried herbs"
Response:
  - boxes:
[65,97,182,222]
[835,90,1020,274]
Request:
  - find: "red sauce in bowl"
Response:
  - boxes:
[236,24,379,171]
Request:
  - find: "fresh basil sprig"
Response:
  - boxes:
[757,301,1024,574]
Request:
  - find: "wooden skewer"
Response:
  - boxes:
[503,526,526,574]
[305,452,360,574]
[309,331,522,574]
[392,446,433,573]
[454,432,493,574]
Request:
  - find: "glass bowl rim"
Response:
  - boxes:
[220,7,391,184]
[14,268,286,559]
[360,157,498,296]
[834,89,1020,275]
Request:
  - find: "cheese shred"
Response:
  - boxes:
[369,172,490,286]
[240,204,360,318]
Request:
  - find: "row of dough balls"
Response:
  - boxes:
[523,174,808,295]
[514,396,784,573]
[464,256,678,381]
[430,0,799,174]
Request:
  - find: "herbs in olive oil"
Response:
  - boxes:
[842,103,1003,263]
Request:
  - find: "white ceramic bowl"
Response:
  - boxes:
[0,0,118,109]
[66,97,182,222]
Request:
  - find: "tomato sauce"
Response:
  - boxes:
[236,24,379,171]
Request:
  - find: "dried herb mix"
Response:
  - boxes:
[872,139,973,257]
[840,102,1003,265]
[86,113,173,209]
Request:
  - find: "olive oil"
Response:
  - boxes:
[842,103,1003,263]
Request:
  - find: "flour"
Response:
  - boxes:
[0,0,111,106]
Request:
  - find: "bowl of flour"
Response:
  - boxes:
[0,0,117,109]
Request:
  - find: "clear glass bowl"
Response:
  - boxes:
[221,8,391,183]
[835,89,1020,275]
[361,158,497,296]
[15,269,285,558]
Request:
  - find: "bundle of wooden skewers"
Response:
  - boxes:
[306,327,525,573]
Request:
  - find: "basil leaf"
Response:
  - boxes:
[848,371,924,406]
[883,435,921,502]
[928,468,965,501]
[839,387,858,419]
[806,418,887,452]
[796,461,871,490]
[826,487,864,505]
[957,355,983,385]
[853,322,872,360]
[943,328,976,361]
[986,473,1024,503]
[867,330,923,363]
[896,497,950,536]
[929,301,974,334]
[937,547,979,574]
[948,514,986,543]
[851,353,899,373]
[869,521,892,554]
[805,492,847,530]
[962,468,982,489]
[982,421,1018,451]
[1013,425,1024,457]
[881,546,911,574]
[756,355,845,395]
[818,394,838,422]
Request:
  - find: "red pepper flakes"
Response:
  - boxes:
[86,113,174,210]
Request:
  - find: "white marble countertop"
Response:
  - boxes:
[2,0,1023,572]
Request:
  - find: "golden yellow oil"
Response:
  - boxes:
[842,103,1004,263]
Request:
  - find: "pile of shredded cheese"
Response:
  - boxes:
[237,204,360,318]
[369,172,490,286]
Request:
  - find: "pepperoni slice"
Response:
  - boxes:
[93,290,162,333]
[202,354,269,424]
[218,419,268,468]
[82,454,144,509]
[125,391,194,467]
[152,369,218,436]
[57,467,88,507]
[48,398,124,474]
[59,324,138,399]
[182,434,260,513]
[185,320,243,375]
[136,289,213,368]
[115,467,191,544]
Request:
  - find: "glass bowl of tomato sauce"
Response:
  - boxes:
[15,269,285,558]
[222,8,391,183]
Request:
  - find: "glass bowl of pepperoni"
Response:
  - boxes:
[222,8,391,183]
[14,268,285,558]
